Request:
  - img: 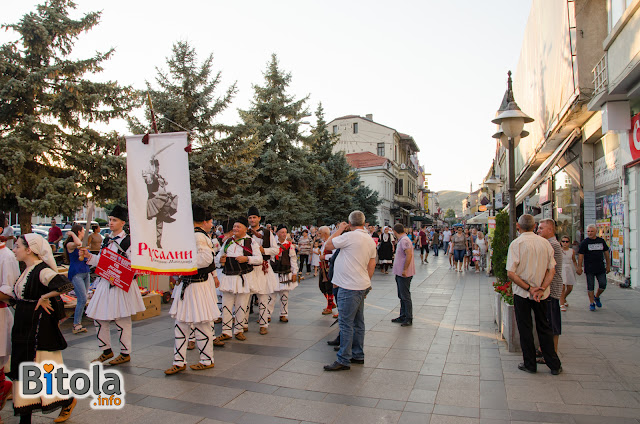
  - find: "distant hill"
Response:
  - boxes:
[436,190,467,217]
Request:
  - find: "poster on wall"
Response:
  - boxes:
[611,214,624,272]
[596,219,611,248]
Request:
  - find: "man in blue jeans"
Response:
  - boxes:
[391,223,415,326]
[322,211,376,371]
[577,224,611,311]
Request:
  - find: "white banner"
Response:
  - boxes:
[126,132,197,275]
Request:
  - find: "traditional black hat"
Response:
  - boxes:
[277,224,287,232]
[221,218,233,233]
[109,205,128,222]
[247,206,261,218]
[192,204,211,222]
[234,216,249,228]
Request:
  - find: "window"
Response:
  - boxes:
[353,122,358,134]
[377,142,385,157]
[395,178,403,196]
[332,125,337,134]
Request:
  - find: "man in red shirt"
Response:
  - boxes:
[418,225,429,264]
[48,218,63,248]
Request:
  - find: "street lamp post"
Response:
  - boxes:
[491,71,533,241]
[484,168,502,217]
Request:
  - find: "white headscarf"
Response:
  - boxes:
[24,233,58,270]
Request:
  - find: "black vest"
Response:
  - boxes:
[271,242,292,274]
[102,233,131,258]
[222,238,254,276]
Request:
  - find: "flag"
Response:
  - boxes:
[126,132,197,275]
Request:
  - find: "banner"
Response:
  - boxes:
[126,132,197,275]
[95,248,135,292]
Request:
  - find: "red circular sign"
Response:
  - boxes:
[630,113,640,161]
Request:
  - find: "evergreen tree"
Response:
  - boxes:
[491,210,509,283]
[238,54,319,225]
[0,0,136,232]
[308,102,381,225]
[129,41,258,218]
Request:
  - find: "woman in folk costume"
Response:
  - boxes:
[165,205,220,375]
[0,228,18,413]
[377,226,395,274]
[271,225,298,323]
[142,155,178,249]
[84,205,145,365]
[316,226,336,315]
[9,234,77,424]
[216,217,262,341]
[247,206,279,336]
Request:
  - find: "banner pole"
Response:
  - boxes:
[147,92,159,134]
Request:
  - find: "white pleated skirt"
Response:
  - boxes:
[170,277,221,324]
[218,272,253,294]
[275,272,298,292]
[86,278,146,321]
[0,308,12,357]
[250,267,279,294]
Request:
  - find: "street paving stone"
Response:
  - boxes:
[2,253,640,423]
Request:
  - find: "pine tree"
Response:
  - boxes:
[129,41,258,218]
[308,103,381,225]
[239,54,319,226]
[0,0,135,232]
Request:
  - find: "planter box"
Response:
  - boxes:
[493,292,502,329]
[500,300,521,352]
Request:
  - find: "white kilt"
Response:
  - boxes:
[0,307,12,357]
[275,272,298,292]
[86,278,146,321]
[218,272,253,294]
[169,276,220,324]
[250,265,279,294]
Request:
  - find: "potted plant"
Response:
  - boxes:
[490,211,520,352]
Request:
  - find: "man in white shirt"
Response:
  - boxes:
[442,227,451,256]
[1,219,15,250]
[506,214,562,375]
[322,211,376,371]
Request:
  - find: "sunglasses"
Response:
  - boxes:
[561,240,570,243]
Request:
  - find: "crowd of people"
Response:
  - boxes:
[0,205,615,422]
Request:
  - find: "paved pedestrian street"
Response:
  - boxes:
[3,255,640,424]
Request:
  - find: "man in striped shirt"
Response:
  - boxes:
[537,219,563,354]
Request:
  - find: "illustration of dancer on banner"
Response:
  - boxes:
[142,143,178,249]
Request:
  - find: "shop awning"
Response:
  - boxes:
[515,129,579,206]
[467,211,489,224]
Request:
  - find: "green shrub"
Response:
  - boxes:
[491,210,509,283]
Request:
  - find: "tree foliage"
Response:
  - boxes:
[0,0,136,231]
[238,54,319,226]
[445,208,456,218]
[491,210,510,283]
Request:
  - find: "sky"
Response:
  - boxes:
[2,0,532,193]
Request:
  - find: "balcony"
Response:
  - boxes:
[593,54,608,96]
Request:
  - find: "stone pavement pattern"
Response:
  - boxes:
[2,254,640,424]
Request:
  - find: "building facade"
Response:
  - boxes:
[485,0,640,287]
[329,114,424,226]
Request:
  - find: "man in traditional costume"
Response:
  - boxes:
[85,205,146,365]
[9,234,77,423]
[0,216,18,413]
[216,217,262,341]
[247,207,279,335]
[272,225,298,323]
[165,205,220,375]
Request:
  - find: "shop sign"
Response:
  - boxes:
[594,148,620,187]
[630,112,640,161]
[539,180,552,204]
[495,192,503,208]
